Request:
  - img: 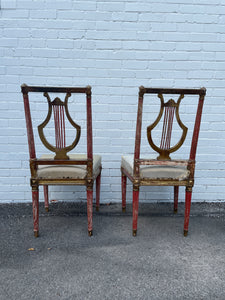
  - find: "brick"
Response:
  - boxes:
[2,9,29,18]
[4,28,30,38]
[57,11,85,20]
[0,1,225,204]
[97,2,125,12]
[1,0,16,9]
[0,38,18,47]
[30,10,57,19]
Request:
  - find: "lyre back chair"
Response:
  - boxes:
[121,86,206,236]
[22,84,102,237]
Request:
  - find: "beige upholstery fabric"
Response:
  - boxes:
[37,154,101,179]
[121,155,189,180]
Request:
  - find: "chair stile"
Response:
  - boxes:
[22,84,102,237]
[121,86,206,236]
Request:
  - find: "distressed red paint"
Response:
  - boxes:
[184,190,192,235]
[160,106,176,150]
[174,186,179,213]
[43,185,49,211]
[32,189,39,236]
[22,93,36,159]
[21,84,101,237]
[132,190,139,236]
[121,86,206,236]
[86,89,93,161]
[96,174,101,211]
[87,189,93,235]
[53,105,66,149]
[121,174,127,211]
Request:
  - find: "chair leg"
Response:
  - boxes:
[96,173,101,212]
[121,174,127,212]
[44,185,49,212]
[184,187,192,236]
[87,188,93,236]
[174,186,179,213]
[32,186,39,237]
[132,187,139,236]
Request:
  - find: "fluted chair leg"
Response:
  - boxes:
[184,187,192,236]
[174,186,179,213]
[96,173,101,211]
[87,188,93,236]
[132,187,139,236]
[44,185,49,212]
[122,174,127,212]
[32,186,39,237]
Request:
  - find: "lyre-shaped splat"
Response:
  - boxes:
[38,92,81,160]
[147,94,187,160]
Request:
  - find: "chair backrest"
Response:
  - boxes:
[21,84,93,161]
[134,87,206,161]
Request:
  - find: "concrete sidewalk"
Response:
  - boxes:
[0,202,225,299]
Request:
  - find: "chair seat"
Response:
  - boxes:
[121,155,190,180]
[37,154,101,180]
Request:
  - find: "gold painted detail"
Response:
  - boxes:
[147,93,188,160]
[38,92,81,160]
[186,186,192,192]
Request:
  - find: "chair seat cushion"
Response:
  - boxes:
[37,154,101,180]
[121,155,190,180]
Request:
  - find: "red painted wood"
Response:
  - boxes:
[122,174,127,209]
[22,85,88,94]
[161,108,168,149]
[86,189,93,232]
[32,189,39,233]
[44,185,49,210]
[53,105,59,148]
[53,105,66,149]
[22,85,101,236]
[174,186,179,212]
[96,174,101,210]
[144,87,206,95]
[134,96,143,160]
[184,190,192,232]
[86,94,93,160]
[160,106,175,150]
[22,93,36,159]
[190,96,204,160]
[129,87,206,236]
[167,107,175,148]
[132,189,139,232]
[61,106,66,147]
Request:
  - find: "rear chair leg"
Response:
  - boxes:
[121,173,127,212]
[132,186,139,236]
[96,173,101,212]
[44,185,49,212]
[87,187,93,236]
[184,187,192,236]
[174,186,179,213]
[32,186,39,237]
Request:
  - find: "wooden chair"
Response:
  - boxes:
[121,86,206,236]
[21,84,102,237]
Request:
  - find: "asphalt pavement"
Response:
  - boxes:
[0,202,225,300]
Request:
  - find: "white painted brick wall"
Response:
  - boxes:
[1,0,225,204]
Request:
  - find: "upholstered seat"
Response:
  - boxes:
[121,155,189,180]
[38,154,102,179]
[22,84,102,237]
[121,86,206,236]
